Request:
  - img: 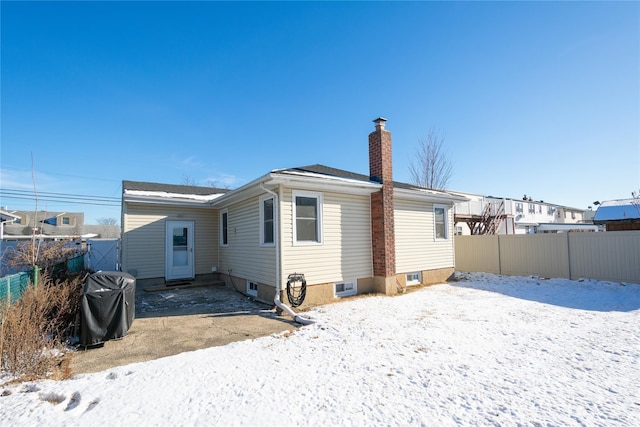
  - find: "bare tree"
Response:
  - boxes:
[97,217,119,226]
[181,174,197,186]
[408,129,453,190]
[632,189,640,215]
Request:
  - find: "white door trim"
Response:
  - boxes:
[165,220,195,281]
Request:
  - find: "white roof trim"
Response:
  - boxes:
[0,210,21,223]
[276,170,378,186]
[394,187,469,204]
[269,172,381,194]
[210,171,382,207]
[123,189,225,206]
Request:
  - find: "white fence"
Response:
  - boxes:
[455,231,640,284]
[86,239,120,272]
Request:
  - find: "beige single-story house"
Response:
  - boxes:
[121,118,468,308]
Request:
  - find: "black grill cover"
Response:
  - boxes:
[80,271,136,346]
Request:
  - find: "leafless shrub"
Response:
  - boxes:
[0,271,84,382]
[3,240,79,273]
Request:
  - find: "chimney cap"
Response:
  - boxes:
[373,117,387,129]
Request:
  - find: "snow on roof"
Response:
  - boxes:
[124,189,225,202]
[276,169,380,186]
[593,199,640,222]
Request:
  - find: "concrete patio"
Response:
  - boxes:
[70,280,299,375]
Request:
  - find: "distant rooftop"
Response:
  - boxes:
[593,199,640,222]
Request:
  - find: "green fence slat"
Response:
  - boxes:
[0,272,32,304]
[1,253,86,305]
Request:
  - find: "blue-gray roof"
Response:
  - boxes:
[593,199,640,222]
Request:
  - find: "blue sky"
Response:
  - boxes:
[1,1,638,224]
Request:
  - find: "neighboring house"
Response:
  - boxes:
[0,209,20,241]
[1,210,119,240]
[3,210,84,233]
[121,118,468,307]
[453,192,595,235]
[593,199,640,231]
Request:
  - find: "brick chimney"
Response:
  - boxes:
[369,117,396,294]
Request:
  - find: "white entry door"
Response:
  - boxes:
[165,221,195,281]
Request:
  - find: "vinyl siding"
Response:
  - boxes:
[122,203,218,279]
[281,188,372,286]
[217,195,276,286]
[394,198,455,273]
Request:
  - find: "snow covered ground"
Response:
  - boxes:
[1,272,639,426]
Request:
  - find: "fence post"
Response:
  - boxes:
[566,232,572,280]
[497,235,502,275]
[32,265,39,288]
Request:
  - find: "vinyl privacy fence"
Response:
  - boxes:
[455,231,640,284]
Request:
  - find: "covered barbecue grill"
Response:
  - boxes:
[80,271,136,346]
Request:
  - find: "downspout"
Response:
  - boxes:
[260,183,315,325]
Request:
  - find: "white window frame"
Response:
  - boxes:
[220,209,229,247]
[433,204,449,241]
[246,280,258,297]
[62,216,71,225]
[334,279,356,297]
[292,190,323,245]
[406,272,422,286]
[259,194,275,247]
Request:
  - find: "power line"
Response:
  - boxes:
[0,195,120,207]
[0,188,121,207]
[1,189,120,202]
[1,166,121,183]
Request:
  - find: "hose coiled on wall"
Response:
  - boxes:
[286,273,307,307]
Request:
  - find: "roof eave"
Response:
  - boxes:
[211,172,382,208]
[269,172,381,195]
[123,194,216,206]
[394,187,469,204]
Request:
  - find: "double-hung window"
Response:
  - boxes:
[434,205,448,240]
[293,191,323,244]
[220,210,229,246]
[260,195,275,246]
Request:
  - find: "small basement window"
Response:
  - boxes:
[335,280,356,297]
[406,272,422,286]
[247,281,258,297]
